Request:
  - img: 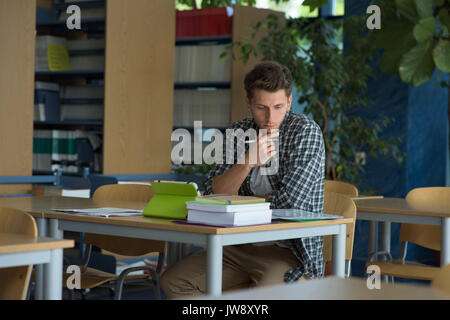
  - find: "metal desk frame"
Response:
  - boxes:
[38,217,347,297]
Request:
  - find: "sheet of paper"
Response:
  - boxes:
[272,209,343,221]
[52,207,143,217]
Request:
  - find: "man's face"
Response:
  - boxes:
[246,89,292,130]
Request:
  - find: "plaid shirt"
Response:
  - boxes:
[203,111,326,282]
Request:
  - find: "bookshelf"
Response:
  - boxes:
[172,5,282,167]
[0,0,174,194]
[174,5,283,129]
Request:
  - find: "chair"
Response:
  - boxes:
[323,180,358,276]
[431,264,450,296]
[322,191,357,278]
[64,184,166,299]
[224,190,357,293]
[0,207,38,299]
[367,187,450,282]
[324,180,359,197]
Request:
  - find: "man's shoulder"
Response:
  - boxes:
[230,117,254,130]
[284,112,321,133]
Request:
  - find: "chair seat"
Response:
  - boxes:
[62,267,152,289]
[367,260,440,281]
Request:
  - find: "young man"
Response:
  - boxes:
[161,61,325,298]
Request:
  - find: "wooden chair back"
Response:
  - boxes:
[324,180,358,197]
[432,263,450,296]
[322,191,357,262]
[0,207,37,300]
[83,184,166,256]
[400,187,450,251]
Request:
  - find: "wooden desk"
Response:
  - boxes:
[0,233,73,300]
[0,196,352,296]
[197,276,449,300]
[354,197,450,265]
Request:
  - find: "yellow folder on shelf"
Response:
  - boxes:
[142,181,199,219]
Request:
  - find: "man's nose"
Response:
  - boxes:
[266,108,274,121]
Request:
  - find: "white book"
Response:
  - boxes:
[67,39,105,51]
[70,55,104,70]
[60,85,104,99]
[60,104,103,120]
[61,189,90,198]
[187,209,272,227]
[186,201,271,213]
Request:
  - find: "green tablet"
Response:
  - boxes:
[142,181,200,219]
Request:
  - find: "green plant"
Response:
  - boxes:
[223,12,403,187]
[372,0,449,87]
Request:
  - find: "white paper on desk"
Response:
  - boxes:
[272,209,343,221]
[53,207,143,217]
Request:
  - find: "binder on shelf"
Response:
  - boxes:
[34,81,60,122]
[174,45,231,83]
[35,35,70,71]
[173,89,230,127]
[142,181,200,219]
[60,85,104,100]
[70,54,105,70]
[176,7,232,38]
[60,104,104,120]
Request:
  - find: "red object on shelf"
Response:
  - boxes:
[176,7,233,38]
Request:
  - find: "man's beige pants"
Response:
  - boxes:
[160,243,303,299]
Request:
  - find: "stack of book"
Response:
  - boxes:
[175,7,232,38]
[186,195,272,227]
[174,45,231,83]
[173,89,230,127]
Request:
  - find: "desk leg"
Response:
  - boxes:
[35,218,47,300]
[44,248,63,300]
[48,218,63,239]
[44,219,63,300]
[441,218,450,266]
[166,242,182,268]
[332,224,346,278]
[368,221,378,257]
[380,222,391,254]
[206,235,222,296]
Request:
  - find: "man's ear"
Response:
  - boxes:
[245,96,251,113]
[287,93,292,111]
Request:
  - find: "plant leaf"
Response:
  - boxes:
[399,40,435,86]
[433,38,450,73]
[413,17,436,43]
[302,0,328,11]
[374,22,415,74]
[437,9,450,34]
[396,0,418,21]
[373,22,415,49]
[414,0,433,18]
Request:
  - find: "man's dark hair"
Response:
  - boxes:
[244,61,293,101]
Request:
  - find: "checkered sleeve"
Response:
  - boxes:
[268,122,324,211]
[267,120,326,282]
[203,120,251,196]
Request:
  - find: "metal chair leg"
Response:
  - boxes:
[114,266,161,300]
